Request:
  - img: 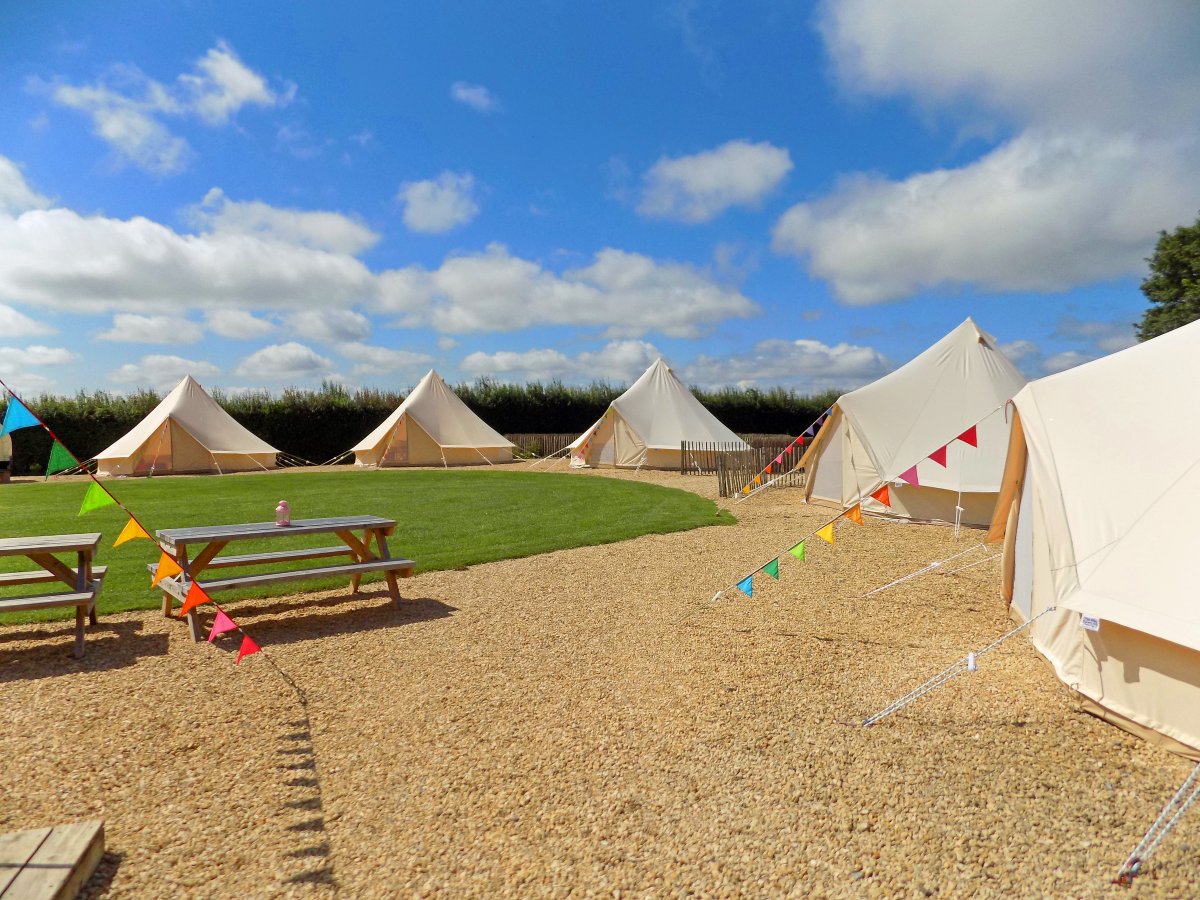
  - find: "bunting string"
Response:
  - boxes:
[735,407,833,502]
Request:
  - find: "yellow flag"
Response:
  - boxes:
[742,484,751,495]
[753,475,762,486]
[845,504,863,525]
[114,517,152,547]
[816,522,835,545]
[151,552,183,587]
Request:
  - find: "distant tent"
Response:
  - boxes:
[986,320,1200,759]
[95,376,279,476]
[352,369,514,467]
[798,318,1026,526]
[568,358,747,469]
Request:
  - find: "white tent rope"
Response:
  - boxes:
[147,419,170,477]
[379,417,404,466]
[525,445,572,468]
[934,552,1000,578]
[1115,759,1200,884]
[471,445,497,466]
[861,544,985,597]
[860,606,1056,727]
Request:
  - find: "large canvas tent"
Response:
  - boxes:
[95,376,279,476]
[798,318,1025,526]
[986,320,1200,759]
[352,369,514,467]
[569,358,747,469]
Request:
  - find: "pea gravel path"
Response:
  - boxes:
[2,466,1196,898]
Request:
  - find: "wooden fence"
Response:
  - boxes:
[505,433,578,459]
[680,441,805,498]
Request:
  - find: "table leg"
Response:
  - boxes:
[186,608,204,642]
[74,606,85,659]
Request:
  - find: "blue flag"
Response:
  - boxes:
[736,575,753,597]
[1,398,39,435]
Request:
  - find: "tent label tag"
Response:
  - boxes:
[1080,614,1101,632]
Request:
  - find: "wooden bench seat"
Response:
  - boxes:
[0,574,105,658]
[194,545,352,569]
[0,819,104,900]
[0,565,108,588]
[151,558,415,598]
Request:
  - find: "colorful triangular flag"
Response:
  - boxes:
[45,441,75,478]
[870,484,892,508]
[114,516,152,547]
[762,558,779,579]
[787,541,806,561]
[0,397,39,435]
[897,466,920,487]
[956,425,978,447]
[179,581,212,616]
[736,575,753,597]
[78,481,116,515]
[929,445,948,467]
[151,552,183,587]
[742,484,751,495]
[845,504,863,525]
[753,475,762,486]
[816,522,835,545]
[208,608,238,642]
[774,454,783,465]
[236,634,261,664]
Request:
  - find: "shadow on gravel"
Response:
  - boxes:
[0,621,168,683]
[276,717,338,889]
[80,849,125,898]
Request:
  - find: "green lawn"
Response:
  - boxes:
[0,468,733,620]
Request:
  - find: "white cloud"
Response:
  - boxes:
[107,354,217,388]
[0,157,52,215]
[461,340,663,384]
[235,342,336,380]
[638,139,792,223]
[450,81,501,114]
[1052,314,1136,354]
[397,171,480,234]
[190,188,379,254]
[437,336,459,351]
[286,309,372,343]
[0,303,54,337]
[772,131,1200,303]
[179,40,279,126]
[679,337,892,391]
[376,243,757,338]
[204,309,276,339]
[1041,350,1091,375]
[97,313,203,344]
[337,343,433,377]
[0,345,75,374]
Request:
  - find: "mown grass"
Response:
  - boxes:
[0,468,733,621]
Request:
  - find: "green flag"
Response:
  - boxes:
[45,442,75,479]
[762,558,779,579]
[787,540,806,562]
[78,481,116,515]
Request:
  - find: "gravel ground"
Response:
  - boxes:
[2,464,1196,898]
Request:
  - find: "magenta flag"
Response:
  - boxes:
[207,609,238,642]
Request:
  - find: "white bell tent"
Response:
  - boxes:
[95,376,279,476]
[986,320,1200,759]
[568,358,747,470]
[352,369,514,467]
[798,318,1026,526]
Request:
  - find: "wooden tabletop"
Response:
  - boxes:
[0,533,101,557]
[156,515,396,547]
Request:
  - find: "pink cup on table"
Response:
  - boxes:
[275,500,291,526]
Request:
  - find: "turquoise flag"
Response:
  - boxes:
[1,398,39,435]
[736,575,753,597]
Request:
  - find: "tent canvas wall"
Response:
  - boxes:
[986,320,1200,759]
[352,369,514,467]
[798,318,1026,526]
[95,376,279,476]
[569,358,747,469]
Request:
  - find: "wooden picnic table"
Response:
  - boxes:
[0,533,105,658]
[152,515,414,640]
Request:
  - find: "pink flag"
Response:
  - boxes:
[898,466,920,487]
[207,609,238,642]
[775,454,783,465]
[236,634,261,664]
[957,425,978,447]
[928,445,948,467]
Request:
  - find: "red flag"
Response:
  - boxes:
[786,445,795,454]
[957,425,978,447]
[236,634,261,664]
[208,609,238,642]
[179,581,212,616]
[871,484,892,508]
[929,445,948,467]
[898,466,920,487]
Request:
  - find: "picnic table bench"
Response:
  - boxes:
[0,820,104,900]
[0,533,106,658]
[150,515,414,640]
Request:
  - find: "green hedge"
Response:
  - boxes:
[1,380,841,475]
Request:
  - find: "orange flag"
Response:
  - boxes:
[845,504,863,525]
[753,475,762,486]
[236,634,261,665]
[113,517,152,548]
[150,552,183,587]
[179,581,213,616]
[870,484,891,508]
[816,522,835,545]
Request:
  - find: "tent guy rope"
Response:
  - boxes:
[1114,758,1200,885]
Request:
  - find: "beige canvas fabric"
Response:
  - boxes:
[95,376,279,476]
[800,318,1025,525]
[568,359,747,469]
[352,370,514,467]
[987,321,1200,757]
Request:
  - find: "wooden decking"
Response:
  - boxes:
[0,820,104,899]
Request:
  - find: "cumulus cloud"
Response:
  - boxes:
[285,309,372,343]
[1041,350,1092,374]
[337,343,433,377]
[638,139,792,223]
[678,337,892,391]
[397,171,480,234]
[1052,314,1136,354]
[450,81,501,114]
[0,345,75,372]
[107,354,217,388]
[235,342,336,380]
[204,309,276,339]
[178,40,281,126]
[0,157,52,215]
[0,303,54,337]
[97,313,204,344]
[375,243,758,338]
[461,340,662,384]
[190,188,379,254]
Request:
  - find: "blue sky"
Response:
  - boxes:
[2,1,1198,398]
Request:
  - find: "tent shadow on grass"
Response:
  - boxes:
[0,620,169,683]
